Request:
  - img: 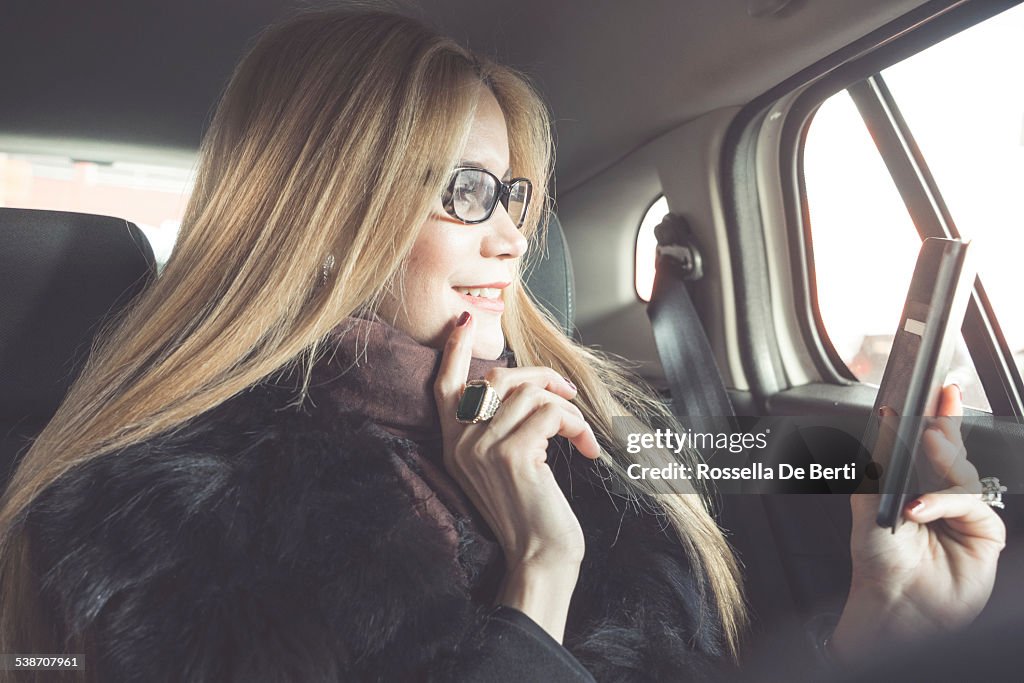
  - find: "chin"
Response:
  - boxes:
[472,331,506,360]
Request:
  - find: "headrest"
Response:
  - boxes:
[523,213,575,337]
[0,208,156,419]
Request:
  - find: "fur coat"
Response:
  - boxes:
[24,319,729,682]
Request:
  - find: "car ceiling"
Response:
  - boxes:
[3,0,930,190]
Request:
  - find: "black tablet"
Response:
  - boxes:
[865,238,975,532]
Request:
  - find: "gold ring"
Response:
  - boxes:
[456,379,501,424]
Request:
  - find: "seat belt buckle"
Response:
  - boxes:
[654,214,704,282]
[656,243,703,281]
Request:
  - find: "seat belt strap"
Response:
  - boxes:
[646,213,736,434]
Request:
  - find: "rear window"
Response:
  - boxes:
[635,195,669,302]
[0,150,193,271]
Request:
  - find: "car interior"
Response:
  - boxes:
[2,0,1022,673]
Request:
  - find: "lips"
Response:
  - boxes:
[452,282,508,313]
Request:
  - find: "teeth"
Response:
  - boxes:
[455,287,501,300]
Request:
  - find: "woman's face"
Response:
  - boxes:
[378,86,528,360]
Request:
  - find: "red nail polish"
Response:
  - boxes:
[907,498,924,512]
[456,311,471,327]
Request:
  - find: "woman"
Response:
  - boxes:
[0,8,1005,682]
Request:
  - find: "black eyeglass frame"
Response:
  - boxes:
[441,166,533,227]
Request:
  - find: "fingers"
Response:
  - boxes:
[921,425,980,492]
[485,384,601,460]
[936,383,963,418]
[514,400,602,461]
[928,384,964,445]
[434,312,474,424]
[904,488,1007,550]
[434,316,577,417]
[484,366,578,402]
[920,384,975,491]
[433,313,596,464]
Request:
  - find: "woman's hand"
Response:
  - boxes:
[831,385,1007,661]
[433,312,601,642]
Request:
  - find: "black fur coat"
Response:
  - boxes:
[26,366,730,681]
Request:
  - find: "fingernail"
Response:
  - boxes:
[952,384,963,401]
[457,311,471,327]
[907,498,924,512]
[563,376,577,391]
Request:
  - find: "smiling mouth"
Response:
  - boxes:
[452,286,506,312]
[452,286,502,299]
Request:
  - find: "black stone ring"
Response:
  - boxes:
[456,379,501,424]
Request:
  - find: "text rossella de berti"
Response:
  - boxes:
[624,428,857,482]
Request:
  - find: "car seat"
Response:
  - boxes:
[0,208,156,486]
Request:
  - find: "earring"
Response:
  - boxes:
[320,254,336,286]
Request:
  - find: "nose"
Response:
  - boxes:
[479,204,528,259]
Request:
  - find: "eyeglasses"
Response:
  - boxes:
[441,167,533,227]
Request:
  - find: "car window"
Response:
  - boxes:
[635,195,668,302]
[881,4,1024,379]
[801,4,1024,411]
[0,151,192,271]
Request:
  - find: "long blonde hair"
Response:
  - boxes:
[0,7,746,667]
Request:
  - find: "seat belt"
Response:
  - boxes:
[647,216,830,630]
[646,213,736,435]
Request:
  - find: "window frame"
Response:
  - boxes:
[720,0,1024,415]
[784,0,1024,416]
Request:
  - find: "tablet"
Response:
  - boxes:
[865,237,975,531]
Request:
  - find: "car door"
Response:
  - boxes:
[722,0,1024,635]
[556,0,1024,648]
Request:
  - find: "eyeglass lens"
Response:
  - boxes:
[505,181,529,226]
[451,169,499,223]
[449,169,530,226]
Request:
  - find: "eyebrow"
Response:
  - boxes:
[459,159,511,180]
